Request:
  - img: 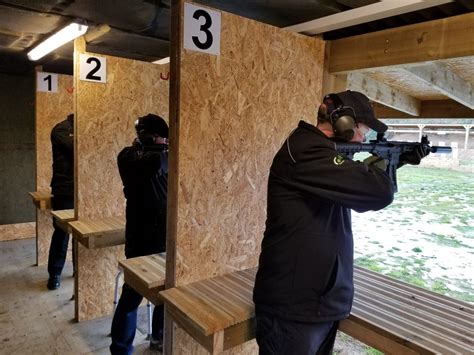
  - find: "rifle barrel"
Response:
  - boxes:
[431,146,452,153]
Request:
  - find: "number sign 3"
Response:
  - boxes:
[184,3,221,55]
[37,72,58,93]
[79,54,107,83]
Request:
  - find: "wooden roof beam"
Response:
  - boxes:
[373,100,474,119]
[328,12,474,73]
[405,63,473,110]
[347,72,421,116]
[285,0,453,35]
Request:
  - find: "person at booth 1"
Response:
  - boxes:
[47,113,74,291]
[110,113,169,354]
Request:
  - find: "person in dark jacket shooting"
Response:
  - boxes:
[253,90,429,354]
[110,114,168,354]
[47,113,74,290]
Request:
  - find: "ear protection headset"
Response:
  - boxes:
[325,93,357,141]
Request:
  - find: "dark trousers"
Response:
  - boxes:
[47,194,74,277]
[110,283,164,355]
[256,311,339,355]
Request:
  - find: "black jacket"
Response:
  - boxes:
[50,115,74,196]
[117,141,168,258]
[253,121,394,322]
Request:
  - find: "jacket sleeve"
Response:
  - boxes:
[273,145,394,213]
[118,147,167,180]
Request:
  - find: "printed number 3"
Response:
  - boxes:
[192,9,213,50]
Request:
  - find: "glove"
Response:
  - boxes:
[363,155,388,171]
[399,144,430,166]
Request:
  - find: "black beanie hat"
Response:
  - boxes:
[135,114,169,138]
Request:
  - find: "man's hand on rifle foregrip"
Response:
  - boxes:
[363,155,388,171]
[399,143,430,167]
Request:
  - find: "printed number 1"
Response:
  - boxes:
[192,9,213,50]
[43,75,52,91]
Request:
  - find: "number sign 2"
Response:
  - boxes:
[184,3,221,56]
[37,72,58,93]
[79,54,107,83]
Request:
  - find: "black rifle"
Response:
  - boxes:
[335,135,452,192]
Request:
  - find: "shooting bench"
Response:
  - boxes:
[69,216,126,249]
[28,191,53,210]
[51,209,75,233]
[160,266,473,354]
[119,254,166,305]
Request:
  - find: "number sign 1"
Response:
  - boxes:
[37,72,58,93]
[184,3,221,56]
[79,54,107,83]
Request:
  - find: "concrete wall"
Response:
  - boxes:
[0,72,35,224]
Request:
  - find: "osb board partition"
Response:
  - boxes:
[35,73,73,265]
[169,4,325,353]
[0,222,35,242]
[74,40,169,220]
[73,38,169,321]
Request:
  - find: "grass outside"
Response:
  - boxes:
[353,165,473,302]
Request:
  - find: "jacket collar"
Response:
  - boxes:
[298,120,328,139]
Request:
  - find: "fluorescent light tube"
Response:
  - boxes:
[27,23,88,61]
[153,57,170,65]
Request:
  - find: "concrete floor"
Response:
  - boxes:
[0,238,160,355]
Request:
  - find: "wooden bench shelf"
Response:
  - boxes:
[28,191,53,210]
[160,266,473,354]
[119,254,166,305]
[69,216,125,249]
[50,209,75,233]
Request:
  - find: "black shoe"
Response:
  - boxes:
[47,275,61,290]
[149,338,163,352]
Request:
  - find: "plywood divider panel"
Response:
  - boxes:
[73,37,169,321]
[168,2,325,353]
[35,73,74,265]
[0,222,35,242]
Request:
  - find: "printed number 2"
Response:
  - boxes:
[192,9,213,50]
[85,57,101,81]
[43,75,52,91]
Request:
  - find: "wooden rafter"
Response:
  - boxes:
[405,62,473,110]
[328,12,474,73]
[373,100,474,119]
[285,0,453,35]
[347,73,420,116]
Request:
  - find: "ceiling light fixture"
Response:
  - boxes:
[153,57,170,65]
[27,22,88,61]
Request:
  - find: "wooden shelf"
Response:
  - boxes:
[160,266,473,354]
[28,191,53,210]
[69,216,125,249]
[51,209,75,233]
[119,254,166,305]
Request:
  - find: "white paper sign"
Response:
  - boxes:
[79,54,107,83]
[37,72,58,93]
[184,3,221,55]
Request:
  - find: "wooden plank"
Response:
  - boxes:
[348,72,421,116]
[123,268,163,306]
[373,100,474,119]
[28,191,53,210]
[405,62,473,109]
[285,0,453,35]
[328,12,474,73]
[69,216,125,249]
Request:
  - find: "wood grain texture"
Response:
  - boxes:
[0,222,35,242]
[160,266,473,354]
[168,4,325,353]
[35,73,73,266]
[172,6,325,285]
[73,37,169,321]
